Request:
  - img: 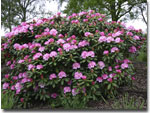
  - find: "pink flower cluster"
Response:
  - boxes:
[14,43,28,50]
[78,40,89,47]
[111,47,119,53]
[63,43,78,52]
[43,51,57,60]
[84,32,93,37]
[72,63,80,69]
[35,28,58,38]
[129,46,137,53]
[96,73,116,83]
[44,38,54,45]
[33,53,42,60]
[81,51,95,59]
[74,72,83,79]
[98,61,105,69]
[88,61,96,69]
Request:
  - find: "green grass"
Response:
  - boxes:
[1,92,14,109]
[136,51,147,62]
[112,93,145,110]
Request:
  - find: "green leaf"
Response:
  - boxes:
[107,84,111,90]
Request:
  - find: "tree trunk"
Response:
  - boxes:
[8,0,12,32]
[22,8,26,22]
[110,0,119,21]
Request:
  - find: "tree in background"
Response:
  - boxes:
[1,0,52,32]
[58,0,147,22]
[1,0,19,31]
[136,2,147,25]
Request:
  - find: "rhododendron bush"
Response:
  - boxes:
[1,10,145,108]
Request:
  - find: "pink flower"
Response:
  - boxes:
[71,39,77,44]
[132,77,136,80]
[102,74,108,79]
[6,61,11,66]
[24,55,29,60]
[126,32,133,36]
[44,38,54,45]
[63,43,71,52]
[115,65,120,69]
[106,36,114,43]
[10,64,15,69]
[98,61,105,69]
[50,51,57,57]
[20,98,24,102]
[34,43,41,47]
[18,59,24,64]
[11,85,15,90]
[81,51,88,59]
[58,34,64,38]
[116,69,121,73]
[22,72,28,78]
[112,31,121,37]
[121,63,128,69]
[96,77,103,83]
[50,29,58,36]
[13,76,18,80]
[98,18,103,21]
[84,32,92,37]
[107,78,112,82]
[82,75,87,80]
[100,32,105,36]
[35,35,41,39]
[103,50,109,55]
[18,73,23,78]
[71,20,79,24]
[108,66,112,71]
[39,83,45,88]
[28,64,35,70]
[58,71,67,78]
[44,28,50,32]
[49,73,57,80]
[21,78,28,83]
[72,88,78,96]
[129,46,137,53]
[111,47,119,53]
[98,36,107,43]
[88,61,96,69]
[43,53,50,60]
[22,44,28,49]
[64,87,71,93]
[88,51,95,57]
[13,43,21,50]
[3,82,9,89]
[74,72,83,79]
[72,63,80,69]
[15,82,22,90]
[109,74,115,78]
[115,37,121,43]
[36,64,43,69]
[78,40,89,47]
[33,53,42,60]
[83,19,88,22]
[57,39,65,44]
[5,74,9,79]
[124,59,131,63]
[51,93,58,98]
[38,47,45,52]
[133,35,140,40]
[57,48,62,52]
